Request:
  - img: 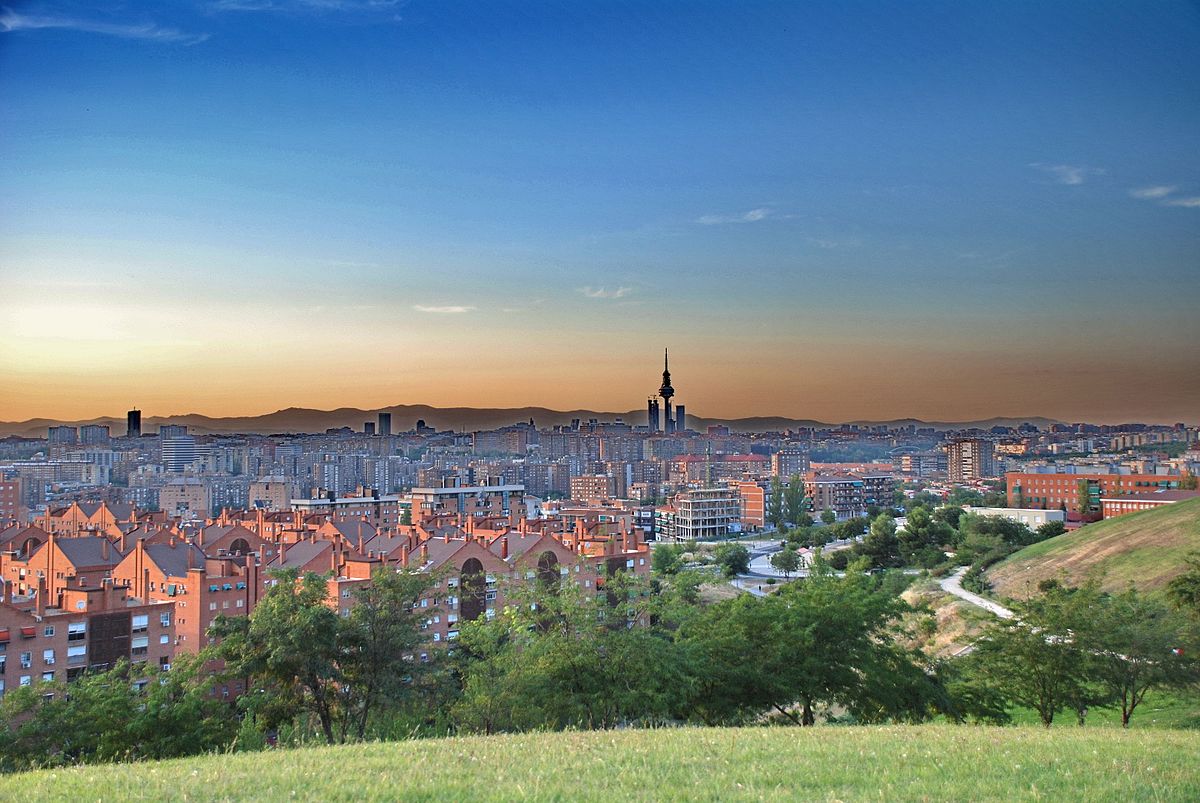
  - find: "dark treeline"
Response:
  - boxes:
[2,553,1199,772]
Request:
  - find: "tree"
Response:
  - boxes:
[337,567,443,740]
[452,574,693,732]
[714,543,751,577]
[681,557,944,726]
[652,543,684,575]
[211,566,439,745]
[783,476,807,527]
[766,478,785,531]
[853,513,903,569]
[770,546,801,579]
[1090,588,1200,727]
[968,585,1098,727]
[1167,552,1200,618]
[0,656,236,771]
[820,508,837,526]
[211,569,344,744]
[1036,520,1067,540]
[1076,480,1093,515]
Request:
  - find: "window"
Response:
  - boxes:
[42,649,54,665]
[209,602,217,611]
[67,622,86,641]
[131,636,149,658]
[160,612,171,628]
[41,672,54,683]
[20,676,31,687]
[132,614,149,634]
[67,645,86,660]
[236,599,244,608]
[20,652,32,669]
[43,626,54,637]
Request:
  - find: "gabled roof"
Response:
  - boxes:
[0,524,47,549]
[52,536,125,570]
[141,541,207,579]
[268,540,333,571]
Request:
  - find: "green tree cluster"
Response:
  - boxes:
[966,583,1200,727]
[211,566,443,745]
[0,655,237,772]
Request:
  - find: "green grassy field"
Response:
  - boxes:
[3,725,1198,801]
[988,497,1200,600]
[1005,689,1200,730]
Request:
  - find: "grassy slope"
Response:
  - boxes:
[2,726,1198,802]
[902,579,992,658]
[988,497,1200,601]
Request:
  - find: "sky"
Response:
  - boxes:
[1,1,1198,424]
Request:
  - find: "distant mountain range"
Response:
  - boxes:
[0,405,1063,438]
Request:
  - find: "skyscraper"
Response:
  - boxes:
[378,412,392,436]
[646,398,660,433]
[127,408,141,438]
[947,438,996,482]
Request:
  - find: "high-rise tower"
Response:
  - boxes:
[659,348,675,434]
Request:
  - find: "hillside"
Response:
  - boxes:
[988,498,1200,600]
[1,726,1197,801]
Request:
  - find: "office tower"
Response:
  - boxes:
[162,435,197,471]
[159,424,188,439]
[647,398,660,433]
[378,412,392,436]
[364,422,376,436]
[675,405,686,432]
[127,408,142,438]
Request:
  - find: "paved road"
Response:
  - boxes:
[939,567,1014,619]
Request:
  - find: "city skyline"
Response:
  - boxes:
[2,2,1199,423]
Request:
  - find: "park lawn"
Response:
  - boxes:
[1005,689,1200,730]
[2,725,1198,802]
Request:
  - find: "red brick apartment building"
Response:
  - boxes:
[1,577,175,695]
[0,480,22,526]
[1100,489,1200,518]
[0,490,653,697]
[1006,472,1188,511]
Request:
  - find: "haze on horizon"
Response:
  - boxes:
[2,2,1198,426]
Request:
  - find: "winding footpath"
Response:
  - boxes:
[939,566,1014,619]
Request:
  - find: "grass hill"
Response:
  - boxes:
[987,497,1200,600]
[1,725,1197,801]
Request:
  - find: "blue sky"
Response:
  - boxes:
[1,1,1198,422]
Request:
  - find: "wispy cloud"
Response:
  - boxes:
[579,286,632,299]
[1127,185,1200,208]
[1030,163,1104,186]
[412,304,475,314]
[0,9,209,44]
[209,0,401,13]
[1129,185,1176,200]
[697,207,772,225]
